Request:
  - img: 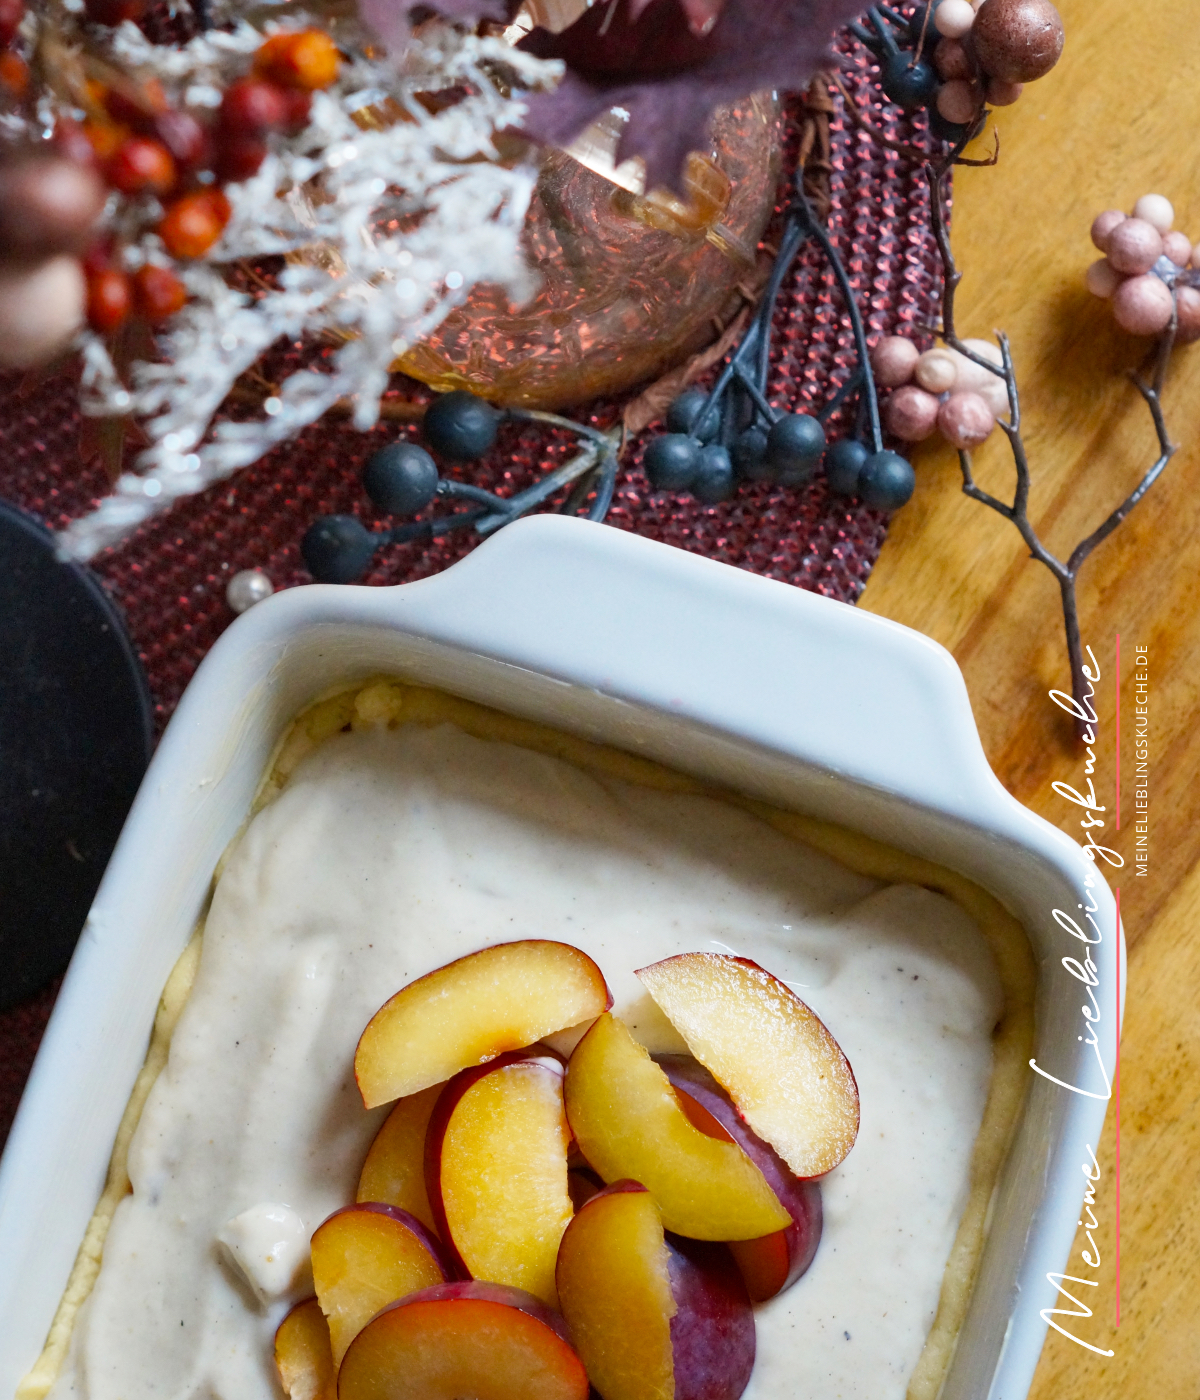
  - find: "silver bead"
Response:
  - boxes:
[226,568,275,614]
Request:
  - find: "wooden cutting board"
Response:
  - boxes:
[859,0,1200,1389]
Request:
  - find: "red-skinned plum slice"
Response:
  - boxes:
[636,952,859,1177]
[337,1280,589,1400]
[355,940,611,1109]
[564,1013,790,1240]
[555,1180,754,1400]
[425,1050,573,1306]
[310,1203,453,1365]
[356,1083,443,1230]
[655,1054,822,1301]
[275,1297,336,1400]
[566,1167,604,1212]
[666,1235,755,1400]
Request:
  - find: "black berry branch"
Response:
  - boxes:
[301,394,621,583]
[641,174,913,511]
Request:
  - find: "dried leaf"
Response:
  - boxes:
[518,0,865,191]
[797,74,833,216]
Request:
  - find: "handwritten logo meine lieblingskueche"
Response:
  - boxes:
[1030,643,1121,1358]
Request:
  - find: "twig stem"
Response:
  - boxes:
[793,185,883,451]
[925,162,1180,739]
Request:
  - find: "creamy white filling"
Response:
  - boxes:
[48,722,1001,1400]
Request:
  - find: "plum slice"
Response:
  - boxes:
[636,953,860,1177]
[338,1280,589,1400]
[310,1203,452,1365]
[356,1083,442,1231]
[564,1013,790,1241]
[655,1054,822,1301]
[556,1180,755,1400]
[275,1298,335,1400]
[355,940,611,1109]
[425,1051,573,1307]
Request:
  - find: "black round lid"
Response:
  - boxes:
[0,500,152,1011]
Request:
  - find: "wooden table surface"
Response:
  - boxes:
[858,0,1200,1389]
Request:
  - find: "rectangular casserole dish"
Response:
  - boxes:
[0,514,1121,1400]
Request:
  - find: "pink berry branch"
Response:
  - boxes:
[924,161,1181,739]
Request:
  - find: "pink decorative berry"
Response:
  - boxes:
[972,0,1065,83]
[1084,259,1120,298]
[914,348,959,394]
[937,392,995,449]
[1111,274,1174,336]
[1175,286,1200,344]
[1131,193,1174,234]
[934,0,976,37]
[871,335,920,388]
[937,79,979,124]
[950,342,1009,416]
[1089,210,1126,252]
[884,385,941,441]
[1106,217,1163,275]
[934,38,972,80]
[985,76,1023,105]
[1162,231,1192,267]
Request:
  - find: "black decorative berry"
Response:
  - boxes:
[859,450,915,510]
[766,413,826,485]
[644,434,701,492]
[691,444,736,503]
[928,106,971,143]
[666,387,715,439]
[732,426,771,481]
[301,515,378,584]
[882,52,938,110]
[363,441,439,515]
[825,439,869,497]
[422,391,502,461]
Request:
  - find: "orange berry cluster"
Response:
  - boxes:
[58,27,340,336]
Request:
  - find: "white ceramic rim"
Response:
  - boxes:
[0,515,1121,1400]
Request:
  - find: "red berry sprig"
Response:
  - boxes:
[57,28,341,337]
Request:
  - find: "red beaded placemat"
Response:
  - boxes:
[0,44,944,1146]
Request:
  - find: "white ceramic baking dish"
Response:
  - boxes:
[0,514,1120,1400]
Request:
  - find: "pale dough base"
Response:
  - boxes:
[19,680,1037,1400]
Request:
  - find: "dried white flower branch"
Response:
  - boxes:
[57,24,561,561]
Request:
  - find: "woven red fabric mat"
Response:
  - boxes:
[0,39,945,1146]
